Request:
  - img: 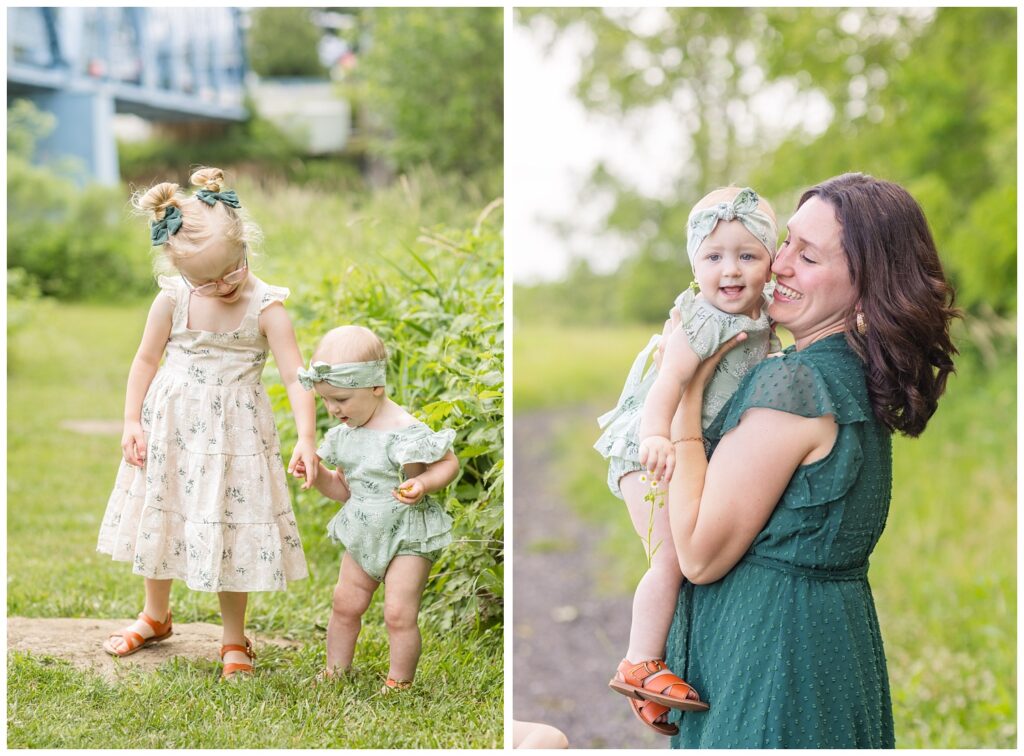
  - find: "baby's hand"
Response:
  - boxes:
[393,478,425,505]
[639,435,675,483]
[121,421,148,468]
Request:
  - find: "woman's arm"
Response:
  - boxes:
[394,451,460,505]
[262,302,318,489]
[668,339,838,584]
[121,294,173,466]
[637,328,700,482]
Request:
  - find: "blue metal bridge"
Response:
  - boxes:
[7,7,248,183]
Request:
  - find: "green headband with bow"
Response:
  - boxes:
[298,360,387,390]
[686,187,777,268]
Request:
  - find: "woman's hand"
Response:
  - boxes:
[121,421,148,467]
[288,438,319,490]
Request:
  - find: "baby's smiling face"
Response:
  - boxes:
[691,220,773,318]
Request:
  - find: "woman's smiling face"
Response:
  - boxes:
[769,196,858,348]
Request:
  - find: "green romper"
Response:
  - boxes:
[666,334,896,748]
[595,286,778,498]
[316,421,455,581]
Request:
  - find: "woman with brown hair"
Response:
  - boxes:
[659,173,958,747]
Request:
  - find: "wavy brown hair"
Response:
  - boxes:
[799,173,960,437]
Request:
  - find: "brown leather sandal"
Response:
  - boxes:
[220,637,255,680]
[609,658,710,712]
[102,610,173,657]
[628,696,678,736]
[381,677,412,692]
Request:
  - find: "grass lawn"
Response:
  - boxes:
[514,321,1016,749]
[7,302,502,749]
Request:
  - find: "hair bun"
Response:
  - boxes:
[190,166,225,193]
[138,182,181,220]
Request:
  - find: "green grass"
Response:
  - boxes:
[8,302,501,745]
[516,321,1016,748]
[8,629,501,748]
[512,322,656,411]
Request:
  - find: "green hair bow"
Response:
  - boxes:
[195,189,241,208]
[150,205,184,246]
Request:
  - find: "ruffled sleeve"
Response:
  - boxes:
[258,283,290,312]
[708,338,872,441]
[392,424,456,466]
[316,425,345,467]
[156,275,181,305]
[707,336,875,511]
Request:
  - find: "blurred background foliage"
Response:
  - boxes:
[247,7,328,78]
[347,8,503,184]
[515,7,1015,330]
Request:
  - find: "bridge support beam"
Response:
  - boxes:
[31,89,119,185]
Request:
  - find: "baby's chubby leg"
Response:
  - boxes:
[381,555,432,683]
[620,471,683,663]
[327,552,379,674]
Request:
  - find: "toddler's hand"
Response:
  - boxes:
[393,478,425,505]
[121,421,148,468]
[288,441,319,491]
[639,435,675,483]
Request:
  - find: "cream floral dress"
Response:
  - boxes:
[317,421,455,581]
[595,285,779,498]
[96,276,308,592]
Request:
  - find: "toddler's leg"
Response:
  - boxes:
[381,555,432,683]
[218,591,250,667]
[104,577,173,654]
[327,551,379,673]
[619,471,682,663]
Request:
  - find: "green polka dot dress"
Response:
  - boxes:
[666,334,896,748]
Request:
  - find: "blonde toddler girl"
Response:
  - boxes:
[295,325,460,689]
[97,167,317,679]
[595,186,779,733]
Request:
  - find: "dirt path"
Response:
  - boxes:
[7,617,300,682]
[513,408,662,749]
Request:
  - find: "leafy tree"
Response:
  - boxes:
[517,8,1016,321]
[353,8,503,184]
[248,7,326,78]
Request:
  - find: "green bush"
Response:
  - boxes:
[276,198,505,632]
[352,8,503,187]
[247,8,327,78]
[7,99,152,300]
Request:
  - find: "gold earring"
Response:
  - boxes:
[856,311,867,335]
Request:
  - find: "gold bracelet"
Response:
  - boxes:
[672,436,704,446]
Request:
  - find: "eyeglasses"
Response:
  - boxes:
[181,249,248,297]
